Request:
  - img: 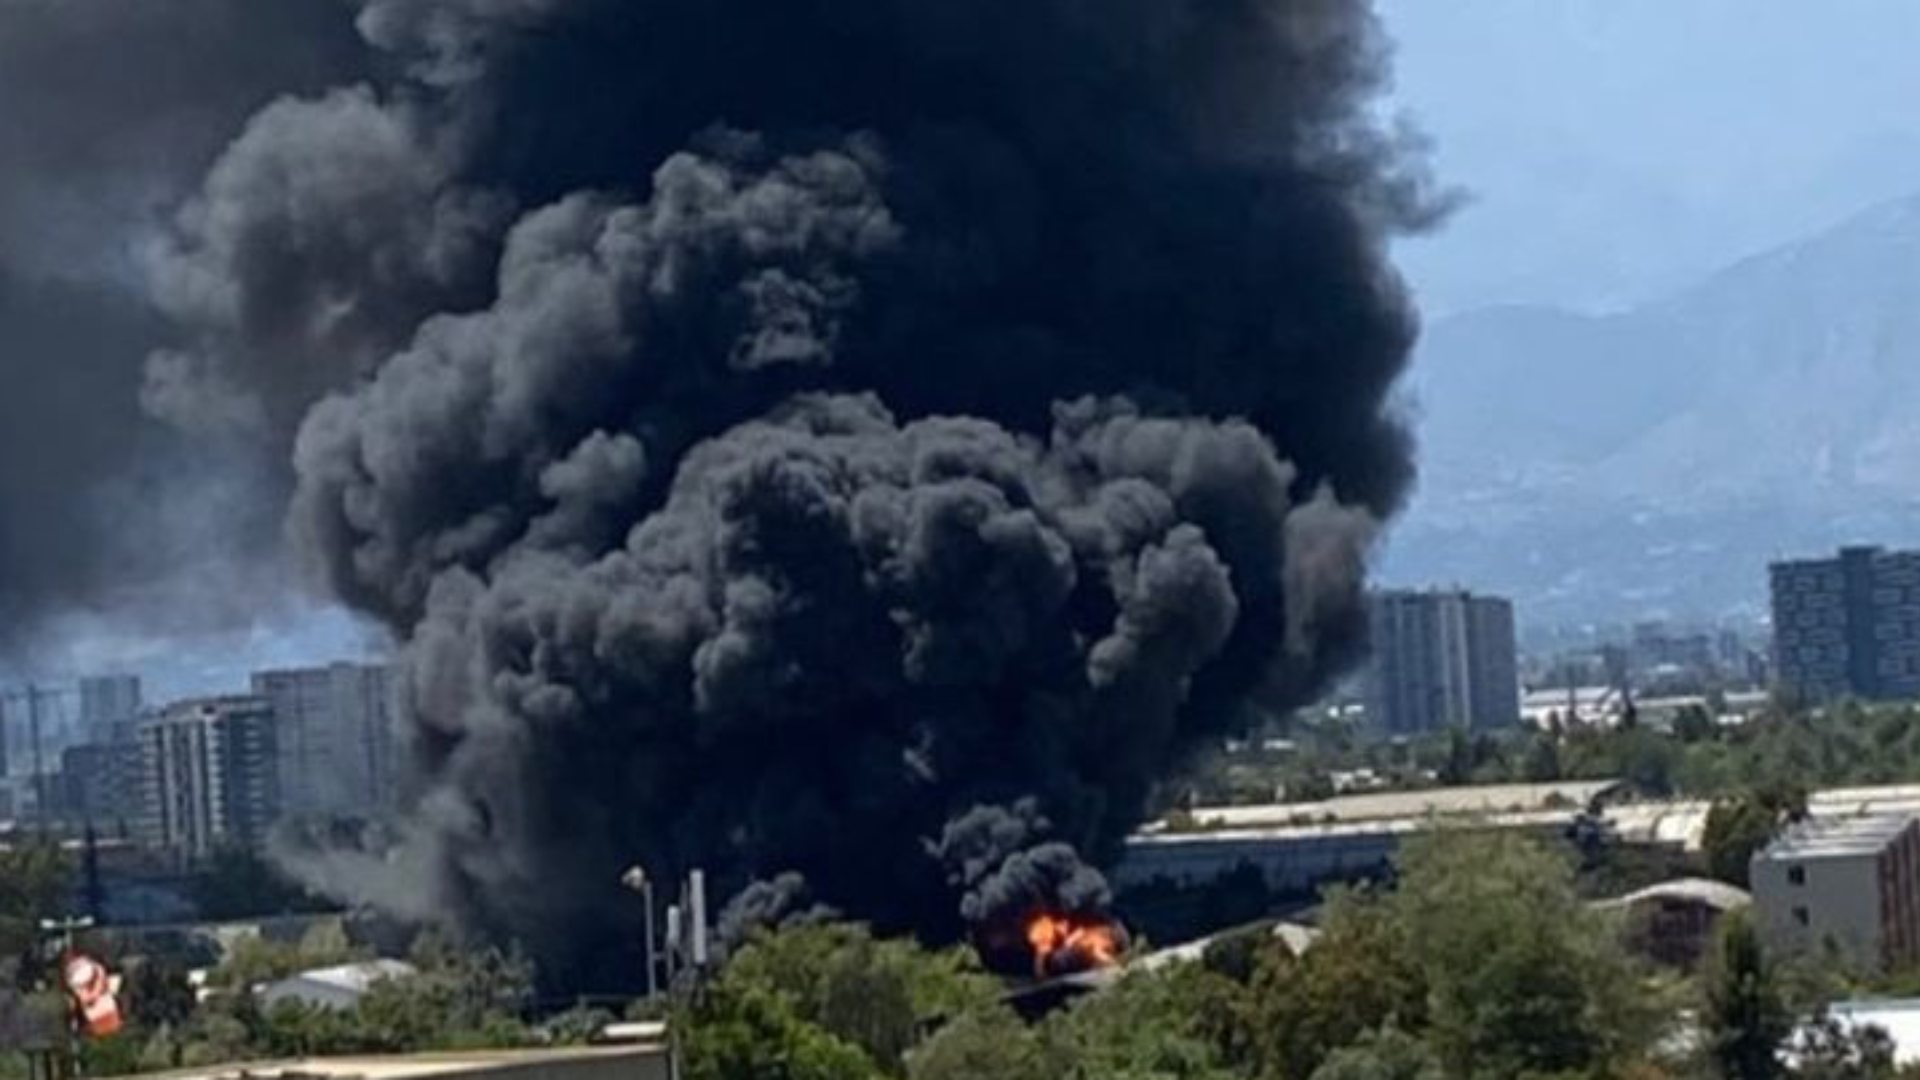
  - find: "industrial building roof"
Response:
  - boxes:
[1759,811,1918,861]
[1157,779,1621,833]
[1597,878,1752,913]
[1799,1000,1920,1067]
[260,959,417,1001]
[1132,920,1321,972]
[122,1045,664,1080]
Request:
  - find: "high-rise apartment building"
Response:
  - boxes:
[251,663,399,820]
[79,675,142,743]
[137,696,279,864]
[1771,546,1920,701]
[58,719,145,832]
[1365,589,1520,735]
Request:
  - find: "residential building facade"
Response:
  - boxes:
[79,675,142,744]
[1750,812,1920,969]
[1772,546,1920,701]
[251,663,399,820]
[137,696,279,864]
[1365,588,1520,734]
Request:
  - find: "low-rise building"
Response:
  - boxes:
[1751,812,1920,969]
[1521,685,1624,729]
[1118,779,1623,894]
[1598,878,1751,967]
[259,959,418,1011]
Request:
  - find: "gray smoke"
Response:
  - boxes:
[146,0,1445,984]
[0,0,362,648]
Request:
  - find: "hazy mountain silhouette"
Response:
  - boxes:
[1387,194,1920,628]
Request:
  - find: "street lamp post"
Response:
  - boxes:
[619,866,658,999]
[39,915,95,956]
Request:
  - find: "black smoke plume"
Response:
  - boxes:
[155,0,1443,983]
[0,0,361,649]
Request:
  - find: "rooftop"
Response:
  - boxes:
[1156,779,1621,833]
[120,1045,664,1080]
[1597,878,1752,912]
[1759,811,1917,861]
[266,959,418,995]
[1807,999,1920,1066]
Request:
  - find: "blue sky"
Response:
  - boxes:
[1381,0,1920,315]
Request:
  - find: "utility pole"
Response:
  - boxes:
[39,914,95,956]
[619,866,659,999]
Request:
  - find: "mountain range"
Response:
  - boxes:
[1382,194,1920,630]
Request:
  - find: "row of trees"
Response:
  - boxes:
[12,823,1913,1079]
[1184,699,1920,812]
[2,841,77,1078]
[686,830,1904,1080]
[0,837,556,1079]
[71,927,549,1075]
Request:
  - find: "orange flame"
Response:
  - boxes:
[1025,912,1124,977]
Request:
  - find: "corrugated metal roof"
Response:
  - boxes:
[274,959,418,994]
[120,1045,664,1080]
[1760,811,1916,861]
[1597,877,1751,912]
[1161,779,1621,832]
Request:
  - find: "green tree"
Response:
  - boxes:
[683,981,883,1080]
[1244,893,1426,1080]
[206,922,363,990]
[1703,788,1804,888]
[1438,727,1474,786]
[1308,1026,1444,1080]
[1522,735,1562,783]
[124,958,198,1031]
[1675,705,1718,744]
[722,924,995,1075]
[0,840,71,963]
[1391,830,1658,1079]
[1703,910,1791,1080]
[1042,965,1238,1080]
[907,1008,1051,1080]
[78,1030,149,1078]
[1618,728,1678,796]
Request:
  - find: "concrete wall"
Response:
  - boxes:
[1752,846,1885,967]
[1115,830,1398,894]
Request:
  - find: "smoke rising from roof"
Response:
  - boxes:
[145,0,1440,983]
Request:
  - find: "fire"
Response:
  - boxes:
[1025,912,1125,978]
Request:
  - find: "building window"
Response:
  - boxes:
[1792,907,1810,927]
[1788,866,1807,886]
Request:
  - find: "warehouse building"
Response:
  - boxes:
[1751,811,1920,969]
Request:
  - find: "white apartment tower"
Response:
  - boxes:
[251,663,400,820]
[138,696,279,864]
[1365,589,1520,735]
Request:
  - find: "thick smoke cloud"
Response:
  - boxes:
[145,88,511,437]
[154,0,1442,983]
[0,1,363,647]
